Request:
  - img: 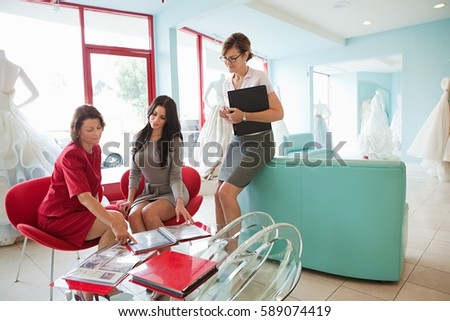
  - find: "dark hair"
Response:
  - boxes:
[221,32,254,62]
[132,95,183,167]
[70,104,105,142]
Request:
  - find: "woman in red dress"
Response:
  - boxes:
[37,105,135,251]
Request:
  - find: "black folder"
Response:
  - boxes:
[227,85,272,136]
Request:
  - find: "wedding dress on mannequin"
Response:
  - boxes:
[357,90,396,160]
[407,77,450,181]
[0,49,60,245]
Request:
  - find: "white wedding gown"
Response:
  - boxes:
[358,91,396,160]
[407,77,450,181]
[313,102,331,148]
[194,104,233,180]
[0,90,60,245]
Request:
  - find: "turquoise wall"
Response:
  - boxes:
[271,18,450,163]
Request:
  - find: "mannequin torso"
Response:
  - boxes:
[0,49,39,107]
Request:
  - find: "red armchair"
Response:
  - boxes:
[118,166,203,226]
[4,176,100,300]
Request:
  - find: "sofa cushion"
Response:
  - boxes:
[282,133,315,155]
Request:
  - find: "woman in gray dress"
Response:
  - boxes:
[120,95,193,232]
[216,33,284,229]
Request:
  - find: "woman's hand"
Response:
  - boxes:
[226,107,245,124]
[110,215,136,244]
[119,200,132,217]
[219,106,231,119]
[175,198,194,224]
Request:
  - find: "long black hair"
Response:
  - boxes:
[132,95,183,167]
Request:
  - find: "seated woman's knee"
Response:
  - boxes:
[127,211,140,227]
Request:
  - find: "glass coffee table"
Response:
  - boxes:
[54,212,303,301]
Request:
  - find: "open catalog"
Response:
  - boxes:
[127,222,211,255]
[62,243,155,287]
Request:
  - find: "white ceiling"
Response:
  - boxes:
[61,0,450,72]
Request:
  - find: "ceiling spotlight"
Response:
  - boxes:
[362,21,372,26]
[333,1,350,9]
[434,3,446,9]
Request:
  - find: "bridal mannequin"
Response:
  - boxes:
[0,50,39,107]
[0,49,60,245]
[407,77,450,181]
[357,90,395,160]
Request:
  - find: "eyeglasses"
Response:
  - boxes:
[219,53,242,63]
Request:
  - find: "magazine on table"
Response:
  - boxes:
[127,222,211,255]
[62,243,155,287]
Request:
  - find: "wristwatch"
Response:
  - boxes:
[242,112,247,122]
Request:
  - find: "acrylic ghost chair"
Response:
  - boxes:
[190,211,276,267]
[4,176,100,301]
[117,165,203,226]
[187,212,303,301]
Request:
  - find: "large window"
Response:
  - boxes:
[176,29,267,143]
[0,1,155,170]
[82,8,154,168]
[0,3,84,132]
[176,30,202,146]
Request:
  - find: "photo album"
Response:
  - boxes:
[62,243,155,287]
[127,223,211,254]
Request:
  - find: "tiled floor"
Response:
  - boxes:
[1,164,450,301]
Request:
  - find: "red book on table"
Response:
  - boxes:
[128,250,218,299]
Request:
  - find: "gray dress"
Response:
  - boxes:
[129,136,189,208]
[218,130,275,188]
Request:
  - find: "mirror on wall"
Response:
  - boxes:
[312,55,402,159]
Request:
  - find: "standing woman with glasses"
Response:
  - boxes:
[215,32,284,230]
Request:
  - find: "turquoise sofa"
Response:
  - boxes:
[281,132,328,158]
[238,157,408,281]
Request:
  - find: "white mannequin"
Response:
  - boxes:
[0,49,39,108]
[0,49,59,246]
[203,73,225,110]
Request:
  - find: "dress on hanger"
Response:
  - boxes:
[357,90,396,160]
[313,101,331,148]
[194,75,232,180]
[407,77,450,181]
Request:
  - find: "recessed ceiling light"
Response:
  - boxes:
[333,1,351,9]
[362,21,372,26]
[434,3,446,9]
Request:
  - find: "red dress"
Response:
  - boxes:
[37,141,102,247]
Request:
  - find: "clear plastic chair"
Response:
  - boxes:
[191,211,276,266]
[193,222,302,301]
